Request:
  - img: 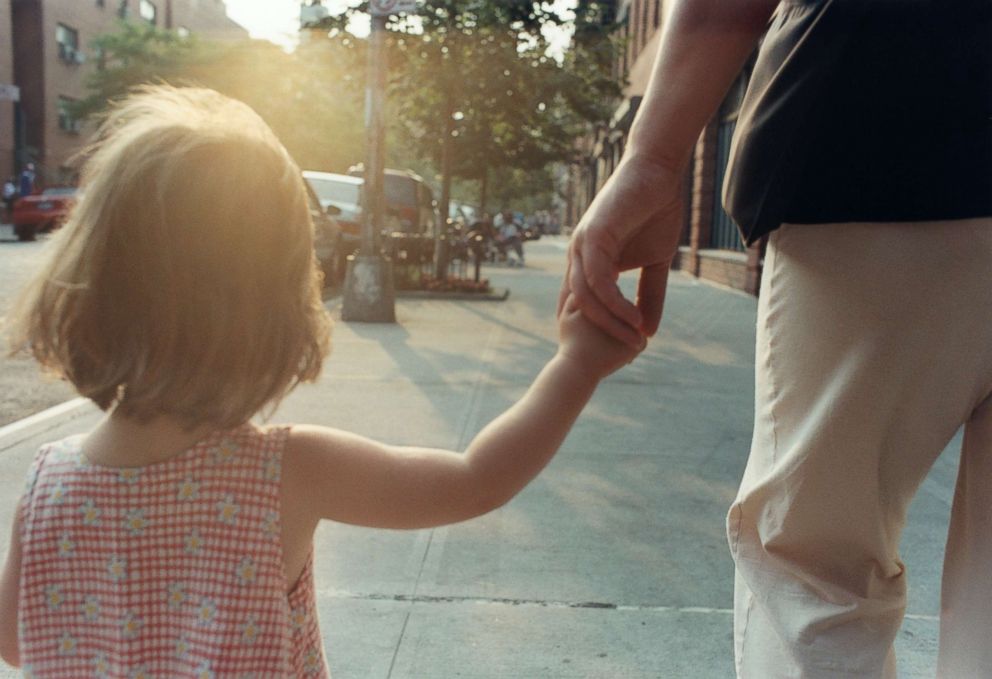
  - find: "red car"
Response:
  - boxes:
[12,187,78,241]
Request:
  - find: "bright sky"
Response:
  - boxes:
[224,0,577,53]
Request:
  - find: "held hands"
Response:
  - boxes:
[558,293,645,382]
[558,155,684,348]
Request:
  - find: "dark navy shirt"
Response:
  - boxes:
[724,0,992,245]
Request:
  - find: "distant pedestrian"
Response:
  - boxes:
[18,163,35,198]
[561,0,991,677]
[494,208,525,266]
[0,86,643,676]
[2,178,16,221]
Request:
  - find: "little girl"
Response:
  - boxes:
[0,86,643,678]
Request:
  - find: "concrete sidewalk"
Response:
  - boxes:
[0,238,955,677]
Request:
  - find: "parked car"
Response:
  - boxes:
[348,166,440,237]
[303,170,363,270]
[303,179,345,285]
[345,166,441,265]
[12,186,78,241]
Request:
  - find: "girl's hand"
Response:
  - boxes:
[557,293,645,382]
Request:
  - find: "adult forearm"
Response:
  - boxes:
[627,0,778,171]
[463,354,598,513]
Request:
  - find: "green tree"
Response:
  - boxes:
[78,21,366,172]
[313,1,622,217]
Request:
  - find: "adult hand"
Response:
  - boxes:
[559,155,684,347]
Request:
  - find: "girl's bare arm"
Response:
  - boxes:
[0,515,22,667]
[283,352,599,531]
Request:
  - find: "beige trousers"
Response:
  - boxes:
[728,219,992,678]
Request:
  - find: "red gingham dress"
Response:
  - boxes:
[16,424,329,679]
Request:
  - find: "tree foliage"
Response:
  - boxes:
[78,3,623,210]
[311,0,622,211]
[78,21,366,173]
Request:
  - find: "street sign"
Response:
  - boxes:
[369,0,417,16]
[0,84,19,103]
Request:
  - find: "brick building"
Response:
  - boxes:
[0,2,16,182]
[567,0,764,295]
[5,0,248,185]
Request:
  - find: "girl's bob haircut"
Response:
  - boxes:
[7,86,331,429]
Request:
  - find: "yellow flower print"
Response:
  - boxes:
[107,555,127,581]
[195,598,218,626]
[119,468,140,484]
[122,612,142,640]
[57,631,77,655]
[213,439,240,464]
[80,499,101,526]
[177,477,199,502]
[175,636,191,660]
[235,557,257,586]
[82,595,100,622]
[45,585,64,610]
[264,456,280,482]
[184,529,204,555]
[57,532,75,557]
[124,508,149,535]
[48,481,67,505]
[194,660,215,679]
[216,494,240,525]
[93,653,110,678]
[262,511,279,539]
[128,665,153,679]
[289,606,308,631]
[240,616,260,645]
[167,583,185,609]
[303,647,321,674]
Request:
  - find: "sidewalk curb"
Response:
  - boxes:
[0,397,92,453]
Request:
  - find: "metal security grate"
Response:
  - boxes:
[710,119,745,252]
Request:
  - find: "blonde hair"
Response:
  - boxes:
[6,86,331,429]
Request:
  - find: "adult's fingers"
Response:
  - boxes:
[636,263,669,337]
[569,251,644,348]
[580,240,642,330]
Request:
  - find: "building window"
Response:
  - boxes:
[97,0,105,7]
[56,24,82,63]
[653,0,661,29]
[58,97,83,134]
[118,0,130,19]
[140,0,157,25]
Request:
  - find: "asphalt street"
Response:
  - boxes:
[0,224,77,426]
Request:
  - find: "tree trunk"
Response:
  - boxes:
[435,90,454,279]
[479,164,489,217]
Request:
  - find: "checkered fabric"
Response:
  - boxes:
[16,424,329,678]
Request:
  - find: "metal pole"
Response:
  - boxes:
[341,11,395,322]
[362,14,387,256]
